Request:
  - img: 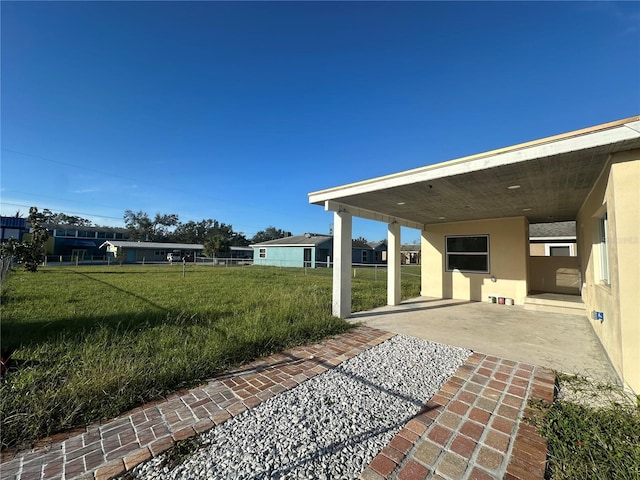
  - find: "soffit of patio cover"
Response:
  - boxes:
[309,116,640,226]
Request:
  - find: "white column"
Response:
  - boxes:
[332,210,352,318]
[388,222,401,306]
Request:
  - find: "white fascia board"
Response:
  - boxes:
[325,201,424,231]
[308,120,640,205]
[530,236,576,241]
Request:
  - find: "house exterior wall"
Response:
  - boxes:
[528,256,579,294]
[253,242,332,268]
[529,243,545,256]
[421,217,529,304]
[578,152,640,393]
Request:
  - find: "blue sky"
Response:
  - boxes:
[2,1,639,243]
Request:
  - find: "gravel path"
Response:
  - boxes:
[130,335,471,480]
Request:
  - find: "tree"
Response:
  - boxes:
[171,219,249,247]
[41,208,92,226]
[204,233,230,258]
[0,207,50,272]
[251,226,291,244]
[114,246,127,265]
[124,210,179,241]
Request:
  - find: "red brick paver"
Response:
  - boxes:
[1,327,393,480]
[361,353,554,479]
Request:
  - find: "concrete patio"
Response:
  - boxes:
[350,297,620,385]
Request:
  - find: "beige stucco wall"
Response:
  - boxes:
[529,243,545,256]
[529,256,579,294]
[578,152,640,393]
[421,217,529,304]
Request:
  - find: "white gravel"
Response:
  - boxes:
[130,335,471,480]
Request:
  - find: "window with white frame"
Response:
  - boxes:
[446,235,489,273]
[598,213,610,285]
[259,248,267,259]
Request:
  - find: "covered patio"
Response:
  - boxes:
[308,116,640,392]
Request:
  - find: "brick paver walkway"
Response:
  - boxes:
[1,327,554,480]
[360,354,555,480]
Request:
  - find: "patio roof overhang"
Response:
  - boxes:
[309,116,640,228]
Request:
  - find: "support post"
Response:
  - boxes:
[332,210,352,318]
[388,222,401,306]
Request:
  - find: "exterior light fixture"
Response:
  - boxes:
[507,185,521,190]
[397,202,406,205]
[438,216,446,220]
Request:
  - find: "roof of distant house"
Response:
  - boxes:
[251,233,332,247]
[401,244,421,252]
[99,240,205,250]
[529,221,576,238]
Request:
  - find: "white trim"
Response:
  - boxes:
[544,243,575,256]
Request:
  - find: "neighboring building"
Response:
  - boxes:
[100,241,204,263]
[369,241,388,263]
[229,246,254,259]
[23,223,130,260]
[309,116,640,393]
[401,244,421,264]
[0,216,28,243]
[252,233,332,268]
[529,221,577,257]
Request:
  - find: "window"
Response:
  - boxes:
[259,248,266,259]
[446,235,489,273]
[549,246,571,256]
[598,213,610,285]
[362,250,368,263]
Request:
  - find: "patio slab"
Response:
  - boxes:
[350,297,620,385]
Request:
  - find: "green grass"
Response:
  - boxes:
[527,374,640,479]
[0,264,421,451]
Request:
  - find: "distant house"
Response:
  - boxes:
[529,221,576,257]
[0,216,28,243]
[229,246,253,260]
[100,241,204,263]
[351,240,387,265]
[22,223,130,260]
[401,244,421,264]
[369,241,388,263]
[252,233,332,268]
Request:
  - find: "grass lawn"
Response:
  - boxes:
[527,374,640,479]
[0,264,420,451]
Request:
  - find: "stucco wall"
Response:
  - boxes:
[529,256,579,294]
[578,152,640,393]
[421,217,529,304]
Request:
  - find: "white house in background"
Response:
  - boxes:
[309,116,640,393]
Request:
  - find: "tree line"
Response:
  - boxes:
[1,207,293,271]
